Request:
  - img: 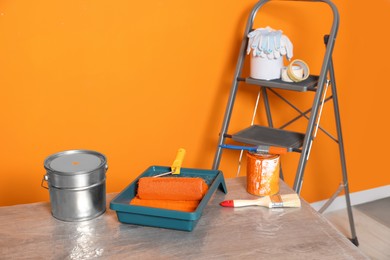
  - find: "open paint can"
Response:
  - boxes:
[246,152,280,196]
[42,150,108,221]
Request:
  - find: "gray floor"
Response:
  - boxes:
[325,197,390,260]
[355,197,390,227]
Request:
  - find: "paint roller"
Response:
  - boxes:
[130,177,209,212]
[137,177,208,201]
[129,148,209,211]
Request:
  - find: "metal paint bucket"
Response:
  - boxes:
[246,152,280,196]
[42,150,108,221]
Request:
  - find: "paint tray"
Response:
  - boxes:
[110,166,227,231]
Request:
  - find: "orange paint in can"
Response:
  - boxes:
[246,152,280,196]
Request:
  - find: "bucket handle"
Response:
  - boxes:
[40,164,107,189]
[41,174,49,189]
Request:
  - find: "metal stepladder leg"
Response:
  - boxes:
[243,64,359,246]
[318,53,359,246]
[290,35,359,246]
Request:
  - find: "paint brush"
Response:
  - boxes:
[219,193,301,208]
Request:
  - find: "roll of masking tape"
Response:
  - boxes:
[286,59,310,82]
[281,66,303,82]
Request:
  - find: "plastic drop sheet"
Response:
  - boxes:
[0,178,367,259]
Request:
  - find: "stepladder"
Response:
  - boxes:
[212,0,359,246]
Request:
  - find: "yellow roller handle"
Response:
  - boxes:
[171,148,186,175]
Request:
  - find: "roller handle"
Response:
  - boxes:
[171,148,186,174]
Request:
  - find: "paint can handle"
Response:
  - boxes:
[41,174,49,189]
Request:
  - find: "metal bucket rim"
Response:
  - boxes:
[246,151,279,159]
[44,149,107,175]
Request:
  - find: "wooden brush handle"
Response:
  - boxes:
[232,198,269,208]
[220,194,301,208]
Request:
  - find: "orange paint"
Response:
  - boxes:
[130,197,200,212]
[246,152,280,196]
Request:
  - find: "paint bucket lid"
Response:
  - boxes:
[44,150,106,175]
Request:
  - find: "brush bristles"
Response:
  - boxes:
[270,194,301,208]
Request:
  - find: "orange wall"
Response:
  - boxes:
[1,0,389,206]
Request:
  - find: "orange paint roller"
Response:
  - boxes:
[130,177,209,212]
[137,177,208,201]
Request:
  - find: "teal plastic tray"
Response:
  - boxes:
[110,166,227,231]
